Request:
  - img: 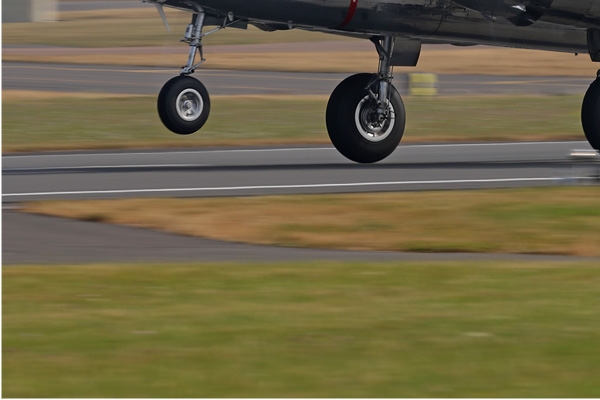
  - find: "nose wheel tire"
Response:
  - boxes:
[158,75,211,135]
[326,73,406,163]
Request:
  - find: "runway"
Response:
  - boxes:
[59,1,150,12]
[3,142,599,264]
[4,142,599,202]
[2,62,592,96]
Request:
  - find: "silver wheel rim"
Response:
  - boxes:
[176,88,204,121]
[354,96,396,142]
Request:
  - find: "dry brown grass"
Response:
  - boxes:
[23,187,600,256]
[417,47,597,77]
[3,46,597,76]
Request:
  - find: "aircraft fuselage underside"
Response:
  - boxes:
[152,0,593,53]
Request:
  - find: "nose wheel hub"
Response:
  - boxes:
[176,89,203,121]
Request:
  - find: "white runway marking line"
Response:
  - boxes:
[1,147,335,159]
[403,141,589,149]
[1,141,589,160]
[4,164,207,172]
[2,177,587,198]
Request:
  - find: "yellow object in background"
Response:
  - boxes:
[408,73,438,96]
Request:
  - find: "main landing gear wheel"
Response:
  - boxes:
[326,73,406,163]
[158,75,211,135]
[582,77,600,150]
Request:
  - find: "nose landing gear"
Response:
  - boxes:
[157,11,240,136]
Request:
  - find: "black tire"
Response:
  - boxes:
[581,77,600,150]
[326,73,405,163]
[157,75,211,135]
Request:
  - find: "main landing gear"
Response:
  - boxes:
[156,12,404,163]
[582,71,600,150]
[327,37,405,163]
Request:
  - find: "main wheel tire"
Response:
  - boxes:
[158,75,211,135]
[326,73,406,163]
[581,78,600,150]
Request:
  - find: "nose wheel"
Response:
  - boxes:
[157,10,237,136]
[157,75,211,135]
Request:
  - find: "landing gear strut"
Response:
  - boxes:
[326,36,406,163]
[582,70,600,150]
[156,16,405,163]
[157,10,239,135]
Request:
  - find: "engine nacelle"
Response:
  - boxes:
[452,0,541,25]
[452,0,522,15]
[453,0,600,27]
[529,0,600,28]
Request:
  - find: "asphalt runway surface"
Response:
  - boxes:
[3,142,600,265]
[59,1,150,12]
[3,62,593,96]
[3,142,599,202]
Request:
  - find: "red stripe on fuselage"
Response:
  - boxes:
[337,0,358,28]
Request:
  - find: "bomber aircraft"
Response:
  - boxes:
[144,0,600,163]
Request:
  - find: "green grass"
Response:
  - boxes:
[1,94,585,152]
[3,261,600,397]
[1,95,328,152]
[406,94,583,142]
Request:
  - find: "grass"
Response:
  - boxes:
[22,187,600,257]
[1,94,328,152]
[3,261,600,397]
[2,8,353,48]
[1,93,585,152]
[2,49,382,73]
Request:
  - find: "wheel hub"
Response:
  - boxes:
[354,96,395,142]
[176,88,204,121]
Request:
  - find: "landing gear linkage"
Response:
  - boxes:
[157,10,241,135]
[180,10,242,75]
[156,14,405,164]
[368,35,395,122]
